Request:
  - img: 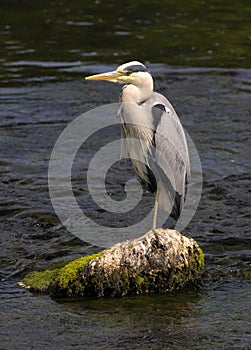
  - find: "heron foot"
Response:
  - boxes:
[152,228,160,242]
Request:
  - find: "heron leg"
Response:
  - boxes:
[152,189,160,231]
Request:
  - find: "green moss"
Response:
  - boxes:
[21,268,59,292]
[21,251,104,294]
[136,275,145,286]
[56,252,103,289]
[197,247,205,273]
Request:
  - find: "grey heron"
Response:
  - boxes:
[85,61,190,231]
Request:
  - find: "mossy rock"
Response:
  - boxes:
[20,252,104,297]
[19,229,204,298]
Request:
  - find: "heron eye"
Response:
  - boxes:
[125,71,132,76]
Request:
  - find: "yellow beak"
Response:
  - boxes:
[85,70,121,81]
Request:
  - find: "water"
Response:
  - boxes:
[0,1,251,349]
[1,0,251,86]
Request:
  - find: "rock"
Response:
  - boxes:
[19,229,204,298]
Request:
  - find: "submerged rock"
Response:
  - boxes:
[19,229,204,297]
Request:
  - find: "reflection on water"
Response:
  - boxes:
[1,0,251,85]
[0,1,250,349]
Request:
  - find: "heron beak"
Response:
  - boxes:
[85,70,121,81]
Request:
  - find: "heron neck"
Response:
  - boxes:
[121,82,153,104]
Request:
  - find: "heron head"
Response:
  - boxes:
[85,61,152,87]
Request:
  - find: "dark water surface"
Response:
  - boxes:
[1,0,251,85]
[1,1,251,349]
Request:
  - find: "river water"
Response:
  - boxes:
[0,1,250,349]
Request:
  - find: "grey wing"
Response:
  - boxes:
[146,93,190,217]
